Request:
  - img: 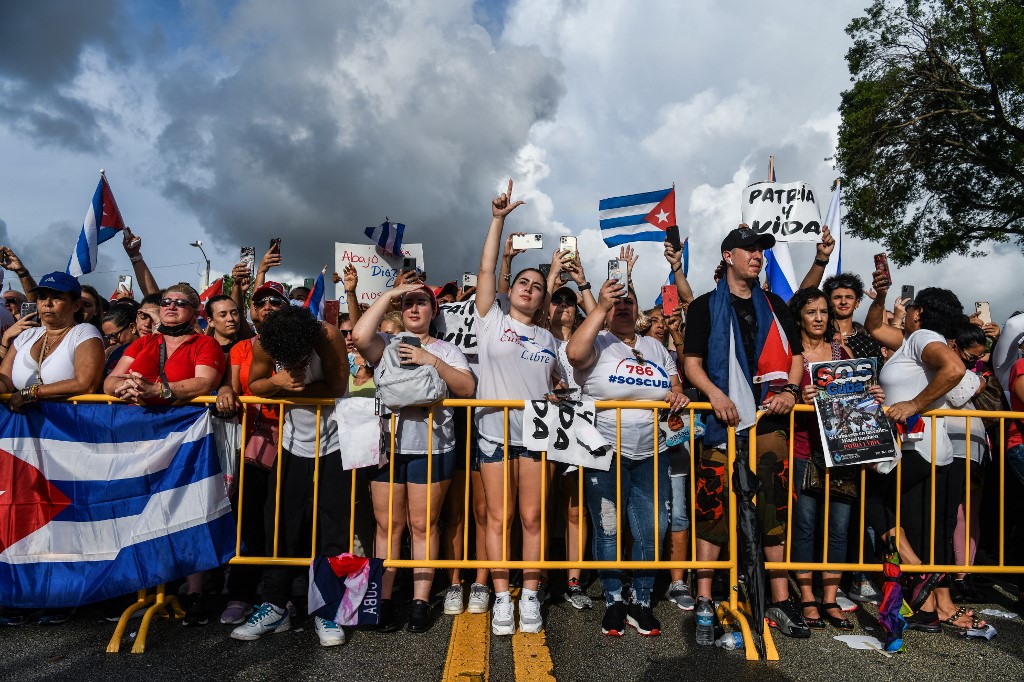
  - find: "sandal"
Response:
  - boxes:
[908,573,944,611]
[821,602,854,631]
[800,601,825,629]
[941,605,985,631]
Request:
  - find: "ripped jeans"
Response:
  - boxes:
[583,453,670,606]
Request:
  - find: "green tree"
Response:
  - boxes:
[835,0,1024,265]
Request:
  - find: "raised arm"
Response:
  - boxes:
[864,268,905,351]
[254,245,281,290]
[352,282,421,365]
[0,247,37,302]
[566,278,620,371]
[565,246,597,314]
[497,233,525,296]
[797,225,834,291]
[342,264,361,326]
[477,179,524,317]
[122,228,160,296]
[229,262,255,340]
[663,239,694,306]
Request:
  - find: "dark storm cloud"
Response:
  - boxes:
[151,0,565,278]
[0,0,127,152]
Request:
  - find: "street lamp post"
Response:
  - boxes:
[190,240,211,290]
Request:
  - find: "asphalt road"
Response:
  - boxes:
[2,579,1023,682]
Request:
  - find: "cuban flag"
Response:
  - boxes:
[599,187,676,246]
[67,173,127,277]
[364,219,405,257]
[0,404,236,608]
[303,267,327,321]
[761,157,799,301]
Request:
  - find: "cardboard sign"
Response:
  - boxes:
[433,294,510,354]
[334,243,425,312]
[740,181,822,243]
[810,358,898,467]
[522,400,612,470]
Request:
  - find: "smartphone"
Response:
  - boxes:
[20,302,37,320]
[117,275,133,294]
[123,227,141,251]
[323,300,340,327]
[976,301,992,325]
[559,236,577,282]
[901,285,914,304]
[608,259,628,296]
[269,238,281,255]
[661,285,679,317]
[538,263,551,280]
[303,277,315,290]
[462,272,477,291]
[240,246,256,278]
[873,252,892,288]
[399,335,421,369]
[401,257,418,276]
[665,225,682,252]
[511,233,543,250]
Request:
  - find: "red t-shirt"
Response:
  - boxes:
[1007,358,1024,449]
[229,339,278,422]
[123,333,225,404]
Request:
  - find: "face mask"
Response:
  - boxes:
[158,321,195,337]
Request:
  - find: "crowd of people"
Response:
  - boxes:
[0,179,1020,651]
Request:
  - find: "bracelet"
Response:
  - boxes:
[671,267,682,274]
[578,282,592,292]
[501,273,511,283]
[813,258,829,267]
[782,384,801,399]
[130,255,144,264]
[433,357,441,370]
[0,342,8,349]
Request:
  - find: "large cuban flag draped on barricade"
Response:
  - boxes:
[0,403,236,608]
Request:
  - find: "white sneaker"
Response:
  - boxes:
[229,603,290,641]
[443,585,465,615]
[519,596,542,634]
[666,580,696,611]
[467,583,490,614]
[314,616,346,647]
[491,599,515,636]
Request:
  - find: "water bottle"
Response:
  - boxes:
[695,600,715,646]
[714,631,743,650]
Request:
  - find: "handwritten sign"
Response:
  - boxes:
[334,243,425,312]
[740,181,822,243]
[433,294,510,354]
[522,400,612,470]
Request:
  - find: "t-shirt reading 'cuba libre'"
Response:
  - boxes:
[474,304,562,448]
[575,331,677,458]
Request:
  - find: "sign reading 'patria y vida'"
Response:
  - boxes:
[740,181,823,243]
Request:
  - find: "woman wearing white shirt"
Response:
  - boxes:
[352,282,475,634]
[567,277,687,638]
[474,180,561,636]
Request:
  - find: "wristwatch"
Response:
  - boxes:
[578,282,592,291]
[160,380,173,400]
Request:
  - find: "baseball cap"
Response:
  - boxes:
[252,281,286,301]
[31,271,82,298]
[405,284,439,316]
[720,226,776,253]
[550,285,578,304]
[431,281,459,299]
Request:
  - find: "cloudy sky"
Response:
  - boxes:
[0,0,1018,322]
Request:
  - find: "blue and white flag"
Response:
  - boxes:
[67,173,126,277]
[599,188,676,246]
[0,404,235,608]
[822,179,843,279]
[303,267,327,321]
[364,219,405,257]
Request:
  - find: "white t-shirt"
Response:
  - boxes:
[879,329,976,466]
[11,324,102,389]
[474,304,561,447]
[375,333,471,454]
[281,350,341,458]
[575,331,677,458]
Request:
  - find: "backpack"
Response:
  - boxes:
[375,335,447,410]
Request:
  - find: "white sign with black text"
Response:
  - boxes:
[522,400,612,470]
[740,181,822,243]
[334,243,425,313]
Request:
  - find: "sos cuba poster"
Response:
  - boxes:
[809,358,898,467]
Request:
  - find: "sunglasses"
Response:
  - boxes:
[160,298,195,309]
[340,329,352,337]
[254,296,286,309]
[551,296,576,306]
[961,350,981,364]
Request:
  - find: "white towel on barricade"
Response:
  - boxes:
[522,400,612,471]
[332,397,383,470]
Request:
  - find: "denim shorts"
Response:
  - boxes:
[371,450,456,485]
[670,473,690,532]
[476,439,543,466]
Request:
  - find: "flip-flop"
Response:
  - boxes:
[909,573,944,611]
[942,605,986,630]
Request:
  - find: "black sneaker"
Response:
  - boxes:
[407,599,431,633]
[182,593,208,627]
[377,599,402,633]
[905,610,940,633]
[626,604,661,636]
[601,601,628,637]
[765,598,810,638]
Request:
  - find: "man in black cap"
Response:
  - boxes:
[682,225,810,641]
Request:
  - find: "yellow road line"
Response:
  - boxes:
[442,612,490,682]
[512,631,555,681]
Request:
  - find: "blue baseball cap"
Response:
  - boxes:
[31,272,83,298]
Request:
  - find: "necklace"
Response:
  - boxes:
[37,324,74,384]
[620,334,639,348]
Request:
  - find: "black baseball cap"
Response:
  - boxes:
[720,227,776,252]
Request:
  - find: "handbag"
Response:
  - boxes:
[375,335,446,411]
[243,412,279,470]
[802,450,860,502]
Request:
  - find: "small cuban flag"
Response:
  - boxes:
[598,187,676,246]
[303,267,327,321]
[67,171,127,277]
[364,218,405,257]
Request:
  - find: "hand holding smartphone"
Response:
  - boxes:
[873,252,892,288]
[608,259,628,297]
[399,335,422,369]
[665,225,682,252]
[976,301,992,325]
[661,285,679,317]
[269,238,282,256]
[240,246,256,279]
[511,233,543,250]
